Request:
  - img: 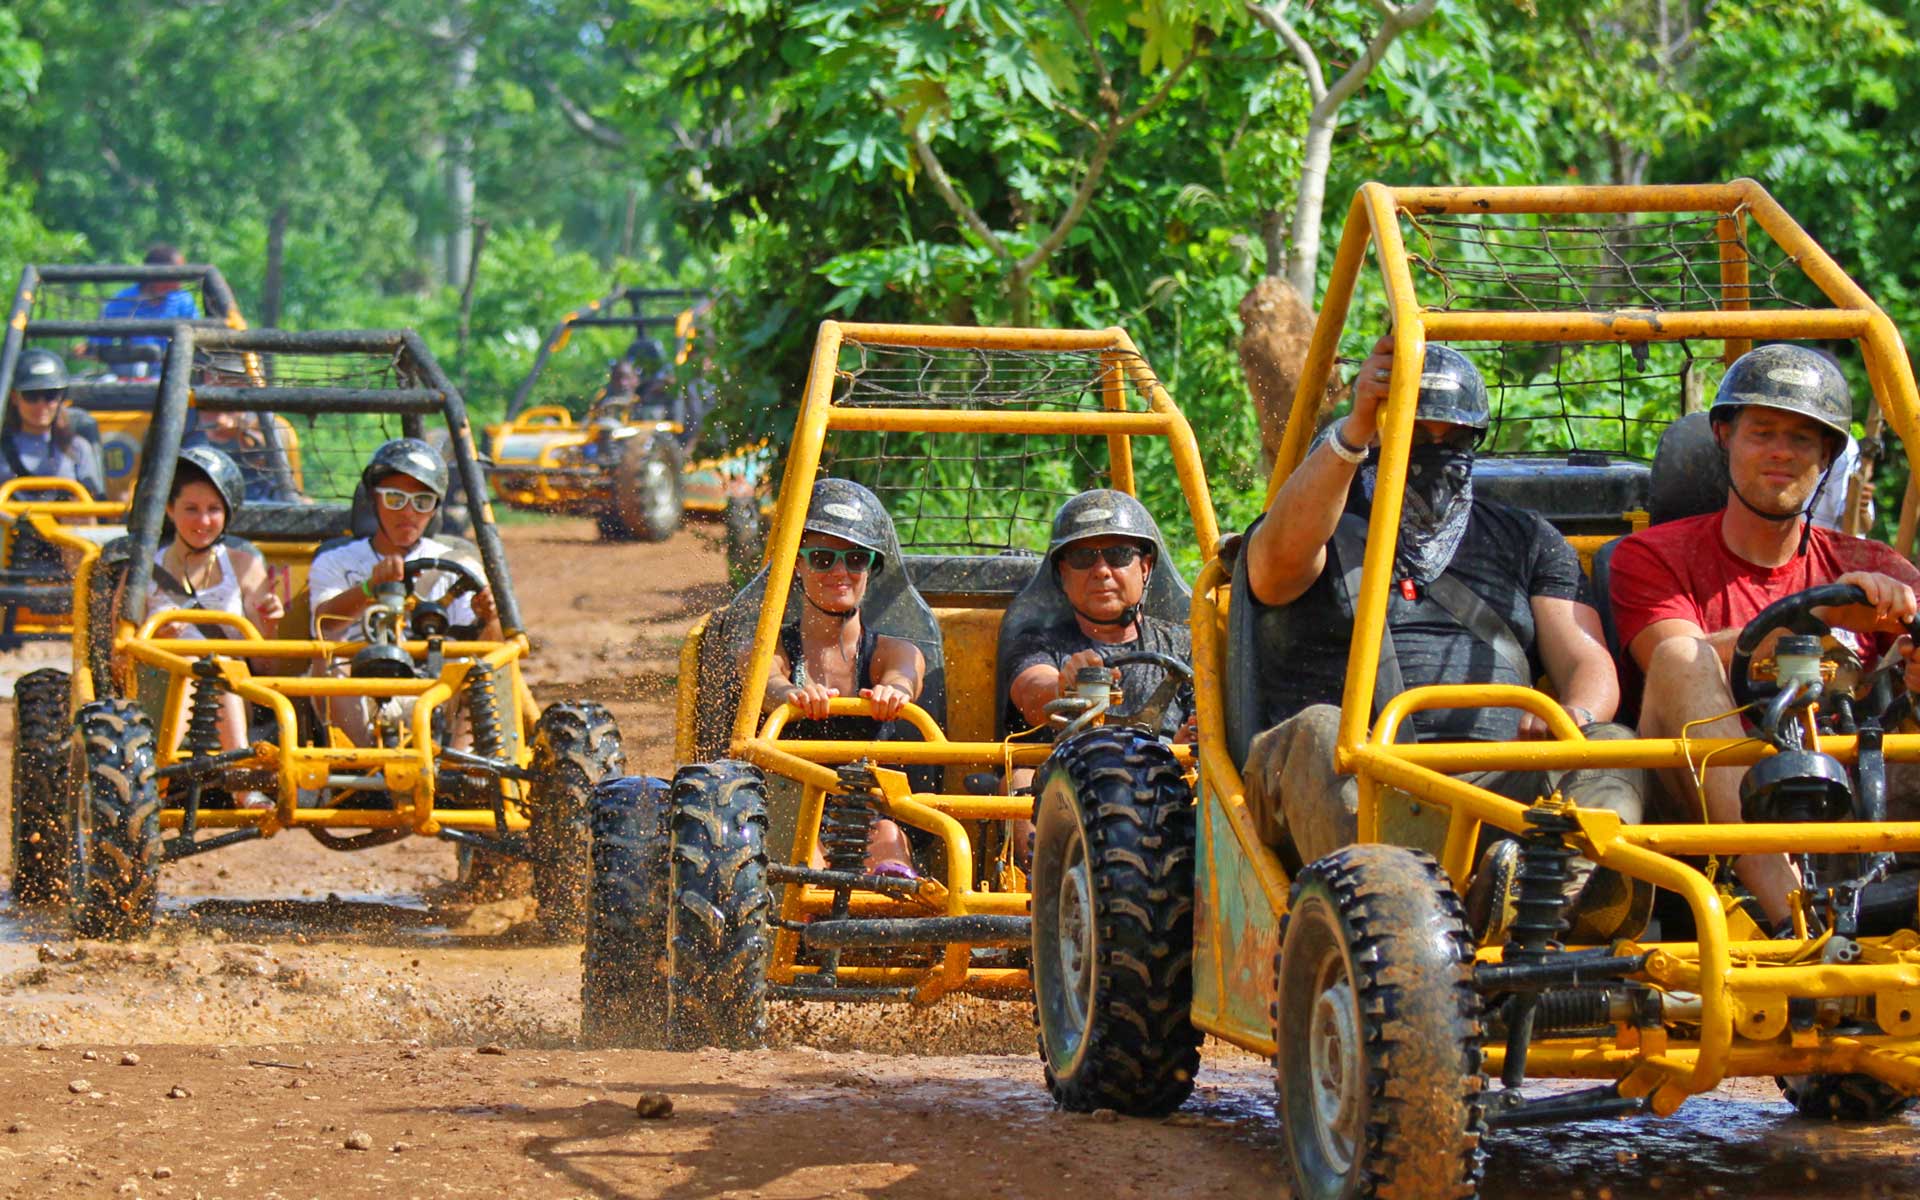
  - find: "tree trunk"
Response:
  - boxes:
[1238,274,1341,474]
[456,220,490,386]
[444,33,479,289]
[262,204,289,328]
[620,183,639,260]
[1283,114,1337,295]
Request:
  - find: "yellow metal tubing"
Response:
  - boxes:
[1420,308,1870,343]
[825,407,1173,437]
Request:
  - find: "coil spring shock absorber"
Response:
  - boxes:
[1500,795,1578,1090]
[465,663,504,758]
[820,760,879,876]
[183,657,226,758]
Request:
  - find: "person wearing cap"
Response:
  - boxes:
[1612,343,1920,928]
[117,447,285,807]
[86,244,200,378]
[1006,489,1193,739]
[2,348,105,500]
[760,478,923,878]
[1240,335,1644,941]
[308,439,499,742]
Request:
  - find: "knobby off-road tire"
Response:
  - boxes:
[1778,1072,1920,1120]
[529,702,625,939]
[580,775,672,1047]
[1030,726,1201,1116]
[723,492,765,591]
[68,699,163,940]
[606,437,683,544]
[1276,845,1485,1200]
[666,760,771,1049]
[10,667,72,906]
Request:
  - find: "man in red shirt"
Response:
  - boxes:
[1610,344,1920,927]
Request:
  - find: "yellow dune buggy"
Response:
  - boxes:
[14,325,623,939]
[1029,180,1920,1198]
[577,322,1218,1047]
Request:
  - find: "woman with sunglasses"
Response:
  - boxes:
[762,479,924,878]
[1,349,105,499]
[308,439,499,741]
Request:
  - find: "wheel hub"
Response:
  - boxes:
[1307,973,1361,1175]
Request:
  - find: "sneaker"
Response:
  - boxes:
[1464,839,1522,945]
[238,790,275,811]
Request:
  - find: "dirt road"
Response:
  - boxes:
[2,517,1917,1198]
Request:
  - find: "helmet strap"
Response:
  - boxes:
[1071,601,1140,629]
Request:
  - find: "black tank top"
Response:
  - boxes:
[778,621,883,741]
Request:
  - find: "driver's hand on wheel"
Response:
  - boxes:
[471,586,497,627]
[782,681,838,721]
[1815,571,1918,634]
[1898,637,1920,696]
[861,683,909,722]
[369,554,406,588]
[1056,649,1108,699]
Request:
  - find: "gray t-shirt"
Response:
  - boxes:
[1007,613,1193,738]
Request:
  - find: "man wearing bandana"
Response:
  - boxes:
[1237,336,1645,940]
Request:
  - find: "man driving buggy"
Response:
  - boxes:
[1005,489,1194,741]
[1239,336,1648,940]
[1611,343,1920,931]
[308,438,500,743]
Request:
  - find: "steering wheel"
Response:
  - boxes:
[1729,583,1898,709]
[402,556,487,601]
[1047,650,1195,736]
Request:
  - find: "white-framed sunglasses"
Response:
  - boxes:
[374,487,441,514]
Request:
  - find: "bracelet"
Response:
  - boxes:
[1325,420,1369,464]
[360,579,374,598]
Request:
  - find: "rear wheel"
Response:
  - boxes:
[580,775,672,1046]
[528,702,624,938]
[1276,845,1485,1200]
[10,668,72,906]
[666,760,771,1049]
[68,700,163,940]
[1030,727,1200,1115]
[1778,1073,1919,1120]
[611,436,683,543]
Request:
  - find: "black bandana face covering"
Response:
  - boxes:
[1363,443,1475,584]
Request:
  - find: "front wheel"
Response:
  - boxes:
[580,775,673,1047]
[1030,726,1200,1115]
[611,437,683,543]
[68,700,163,940]
[1276,845,1486,1200]
[666,760,770,1049]
[528,702,625,938]
[10,667,72,906]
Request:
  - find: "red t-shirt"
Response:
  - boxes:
[1609,510,1920,660]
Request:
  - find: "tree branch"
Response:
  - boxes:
[1247,1,1326,102]
[1320,0,1438,114]
[1015,123,1117,278]
[1116,42,1203,132]
[910,131,1012,263]
[542,79,628,149]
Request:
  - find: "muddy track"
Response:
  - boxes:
[1,516,1916,1198]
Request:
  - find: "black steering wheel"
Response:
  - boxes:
[1104,649,1196,736]
[401,556,487,601]
[1728,582,1920,710]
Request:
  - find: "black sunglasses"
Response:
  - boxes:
[803,547,877,574]
[1058,544,1147,571]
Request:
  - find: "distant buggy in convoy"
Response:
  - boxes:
[6,324,624,939]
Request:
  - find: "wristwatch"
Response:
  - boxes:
[1326,419,1369,464]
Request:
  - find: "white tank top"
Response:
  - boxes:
[146,544,244,639]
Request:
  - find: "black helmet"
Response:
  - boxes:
[1047,489,1157,560]
[1413,344,1490,432]
[362,437,449,500]
[12,349,68,394]
[802,478,889,567]
[1709,344,1852,443]
[175,445,244,521]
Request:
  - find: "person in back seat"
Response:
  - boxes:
[758,478,922,878]
[1239,336,1645,940]
[2,349,104,499]
[1611,344,1920,931]
[1006,489,1193,740]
